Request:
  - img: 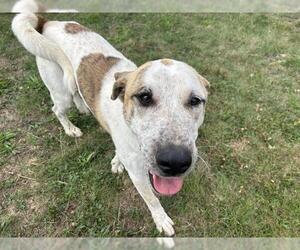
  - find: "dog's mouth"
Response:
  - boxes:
[149,171,183,196]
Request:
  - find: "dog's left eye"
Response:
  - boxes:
[136,92,153,107]
[189,96,205,106]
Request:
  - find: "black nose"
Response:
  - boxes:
[156,144,192,176]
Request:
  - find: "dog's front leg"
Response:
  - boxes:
[127,171,175,236]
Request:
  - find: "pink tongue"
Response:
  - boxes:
[152,174,183,196]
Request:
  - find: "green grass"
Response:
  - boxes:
[0,13,299,237]
[0,132,15,157]
[1,0,300,12]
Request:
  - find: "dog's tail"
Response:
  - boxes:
[11,0,45,13]
[12,0,78,13]
[11,1,77,94]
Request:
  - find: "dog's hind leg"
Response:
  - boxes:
[51,104,82,137]
[36,57,83,137]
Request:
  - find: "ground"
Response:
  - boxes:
[0,13,299,237]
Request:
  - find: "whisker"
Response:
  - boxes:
[197,154,211,170]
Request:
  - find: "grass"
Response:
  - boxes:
[0,132,16,159]
[0,13,300,237]
[1,0,300,12]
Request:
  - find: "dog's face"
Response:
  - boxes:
[112,59,209,196]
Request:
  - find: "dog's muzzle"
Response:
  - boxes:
[148,144,192,196]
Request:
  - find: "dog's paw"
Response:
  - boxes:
[65,126,83,137]
[156,238,175,248]
[152,211,175,236]
[111,155,124,174]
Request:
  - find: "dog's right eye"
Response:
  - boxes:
[136,92,153,107]
[189,96,205,107]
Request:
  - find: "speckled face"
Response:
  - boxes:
[112,59,209,195]
[113,59,209,195]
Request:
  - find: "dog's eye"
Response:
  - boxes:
[136,92,153,107]
[189,96,205,106]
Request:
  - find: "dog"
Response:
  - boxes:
[11,0,209,236]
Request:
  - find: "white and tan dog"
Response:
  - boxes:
[12,0,209,236]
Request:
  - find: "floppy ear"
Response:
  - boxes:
[111,71,131,101]
[198,74,210,88]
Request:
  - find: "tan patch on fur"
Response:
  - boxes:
[77,53,119,132]
[198,74,210,88]
[65,23,91,34]
[122,62,152,121]
[36,16,47,34]
[160,59,173,66]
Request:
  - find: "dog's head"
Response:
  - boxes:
[112,59,209,196]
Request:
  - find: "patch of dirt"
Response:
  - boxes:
[0,56,10,69]
[6,204,18,217]
[0,107,22,131]
[0,152,40,179]
[230,137,250,154]
[27,196,45,214]
[0,53,29,81]
[50,201,79,237]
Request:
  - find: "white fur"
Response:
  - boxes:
[11,0,208,236]
[12,0,40,13]
[12,0,78,13]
